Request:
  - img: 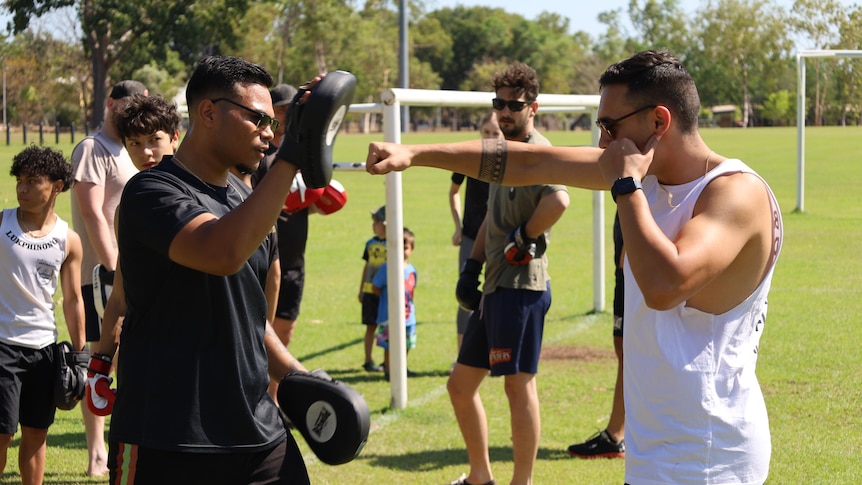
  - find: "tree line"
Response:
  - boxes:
[1,0,860,129]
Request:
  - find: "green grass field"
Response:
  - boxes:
[0,126,860,484]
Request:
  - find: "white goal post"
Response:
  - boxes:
[347,89,601,408]
[796,49,862,212]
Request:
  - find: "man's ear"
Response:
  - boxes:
[653,105,672,137]
[197,100,218,128]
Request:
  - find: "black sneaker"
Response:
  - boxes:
[449,473,495,485]
[363,361,383,372]
[567,429,625,459]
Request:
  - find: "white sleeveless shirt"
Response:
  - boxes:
[0,208,69,349]
[624,160,783,485]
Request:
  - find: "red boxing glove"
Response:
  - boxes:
[313,179,348,215]
[86,353,116,416]
[504,223,538,265]
[284,171,325,213]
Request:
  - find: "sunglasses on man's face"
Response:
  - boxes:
[211,97,281,131]
[492,98,529,112]
[595,105,656,139]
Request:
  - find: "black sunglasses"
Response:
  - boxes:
[595,105,656,138]
[492,98,529,112]
[211,97,281,131]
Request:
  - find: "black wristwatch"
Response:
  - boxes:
[611,176,643,203]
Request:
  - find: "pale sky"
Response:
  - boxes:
[426,0,861,41]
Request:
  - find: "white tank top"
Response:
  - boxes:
[0,208,69,349]
[624,160,783,485]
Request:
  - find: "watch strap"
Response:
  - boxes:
[611,177,643,202]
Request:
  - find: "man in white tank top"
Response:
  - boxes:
[0,146,85,485]
[365,50,782,485]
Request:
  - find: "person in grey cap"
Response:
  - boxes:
[69,78,147,477]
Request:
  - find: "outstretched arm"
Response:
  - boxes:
[367,139,607,190]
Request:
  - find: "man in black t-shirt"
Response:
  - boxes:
[107,56,314,484]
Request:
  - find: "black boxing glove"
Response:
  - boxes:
[504,223,542,265]
[276,71,357,188]
[455,258,483,311]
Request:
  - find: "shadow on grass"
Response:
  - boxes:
[361,445,572,471]
[46,429,88,450]
[296,335,363,362]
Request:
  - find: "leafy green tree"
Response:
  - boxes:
[760,89,794,125]
[833,6,862,125]
[627,0,690,55]
[0,30,86,125]
[694,0,793,127]
[790,0,848,125]
[420,6,516,89]
[3,0,250,127]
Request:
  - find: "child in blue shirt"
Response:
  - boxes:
[372,227,417,380]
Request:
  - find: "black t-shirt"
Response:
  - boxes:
[451,173,489,240]
[111,157,284,452]
[255,150,309,270]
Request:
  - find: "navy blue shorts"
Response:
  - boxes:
[0,342,57,433]
[458,283,551,376]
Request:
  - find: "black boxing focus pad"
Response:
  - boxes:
[278,71,357,188]
[278,370,370,465]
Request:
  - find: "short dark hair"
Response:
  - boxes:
[116,94,182,144]
[185,56,273,110]
[10,145,73,192]
[403,227,415,249]
[599,50,701,133]
[493,62,540,102]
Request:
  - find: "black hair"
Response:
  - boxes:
[10,145,73,192]
[185,56,273,110]
[599,50,700,133]
[116,94,182,144]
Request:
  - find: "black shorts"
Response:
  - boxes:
[108,433,309,485]
[0,341,57,433]
[82,284,101,342]
[276,267,305,321]
[361,293,379,326]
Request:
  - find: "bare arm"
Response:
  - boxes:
[265,256,281,325]
[60,230,87,350]
[168,161,297,275]
[367,139,607,190]
[74,182,118,270]
[94,261,125,358]
[265,321,307,380]
[358,261,369,302]
[524,189,570,239]
[470,216,488,263]
[618,173,774,314]
[449,181,463,246]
